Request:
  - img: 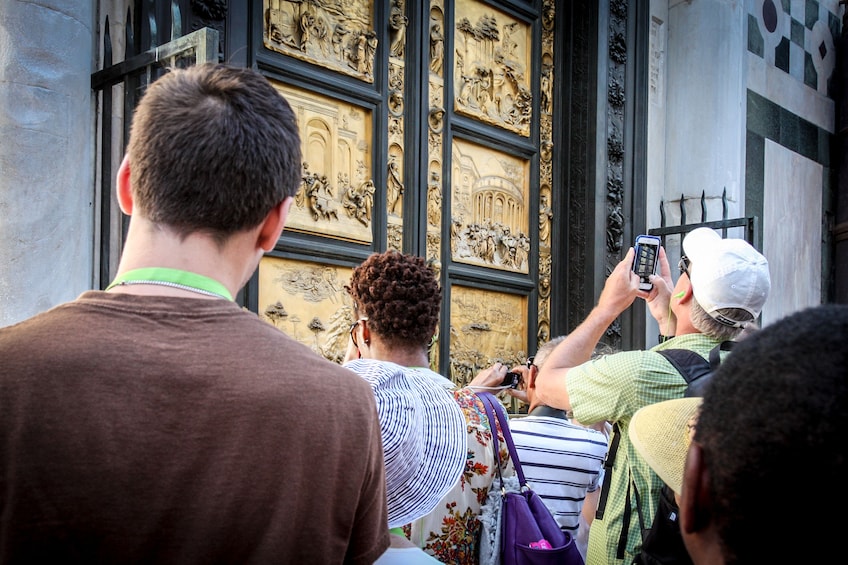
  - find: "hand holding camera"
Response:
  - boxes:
[500,371,522,389]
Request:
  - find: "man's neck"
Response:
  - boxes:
[528,405,568,419]
[111,218,257,299]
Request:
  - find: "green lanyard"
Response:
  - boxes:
[106,267,234,301]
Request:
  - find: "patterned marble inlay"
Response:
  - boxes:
[749,0,840,95]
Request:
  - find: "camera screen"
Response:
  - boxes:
[634,243,658,282]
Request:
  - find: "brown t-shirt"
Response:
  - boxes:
[0,292,389,564]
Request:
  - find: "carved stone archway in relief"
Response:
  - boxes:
[450,139,531,273]
[272,82,374,244]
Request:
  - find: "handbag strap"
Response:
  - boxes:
[479,392,527,487]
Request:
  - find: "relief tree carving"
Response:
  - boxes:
[453,6,532,136]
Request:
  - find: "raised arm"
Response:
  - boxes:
[535,248,641,410]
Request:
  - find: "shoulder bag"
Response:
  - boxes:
[477,392,584,565]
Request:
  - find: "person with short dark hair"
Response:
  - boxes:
[629,303,848,564]
[535,228,770,564]
[0,63,389,564]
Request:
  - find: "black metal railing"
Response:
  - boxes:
[649,188,758,255]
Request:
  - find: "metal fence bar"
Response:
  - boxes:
[648,191,758,258]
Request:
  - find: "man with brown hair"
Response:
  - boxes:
[0,64,389,564]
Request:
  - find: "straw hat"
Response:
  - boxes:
[629,397,702,495]
[344,359,467,528]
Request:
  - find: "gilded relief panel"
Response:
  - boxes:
[387,0,408,251]
[453,1,532,136]
[449,285,528,387]
[271,81,373,244]
[537,0,555,349]
[450,139,531,273]
[426,3,446,266]
[258,256,353,364]
[259,256,443,371]
[263,0,377,83]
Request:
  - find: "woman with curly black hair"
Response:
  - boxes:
[344,250,516,564]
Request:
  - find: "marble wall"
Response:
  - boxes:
[650,0,841,330]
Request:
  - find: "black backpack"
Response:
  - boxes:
[595,341,735,564]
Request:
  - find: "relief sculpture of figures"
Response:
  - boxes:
[540,66,552,115]
[539,192,553,243]
[299,9,313,52]
[264,0,377,83]
[427,171,442,226]
[298,163,339,222]
[454,7,532,136]
[388,0,408,59]
[429,22,444,74]
[341,174,375,226]
[386,156,404,216]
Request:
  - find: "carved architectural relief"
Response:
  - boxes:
[449,286,528,387]
[272,81,373,243]
[604,0,629,347]
[450,139,531,273]
[453,2,532,136]
[535,0,555,350]
[258,257,354,364]
[386,1,408,249]
[252,0,557,379]
[427,2,446,268]
[264,0,377,83]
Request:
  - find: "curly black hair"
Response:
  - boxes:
[696,304,848,564]
[345,251,441,349]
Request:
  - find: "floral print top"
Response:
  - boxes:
[404,387,515,564]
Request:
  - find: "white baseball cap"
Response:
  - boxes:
[682,227,771,327]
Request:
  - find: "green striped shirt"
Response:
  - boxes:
[568,334,722,565]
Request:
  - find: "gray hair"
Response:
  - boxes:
[690,298,750,342]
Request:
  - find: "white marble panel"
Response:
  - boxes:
[747,52,835,132]
[761,139,822,327]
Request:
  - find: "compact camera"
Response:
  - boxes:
[500,371,521,389]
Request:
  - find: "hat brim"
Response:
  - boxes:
[629,397,702,495]
[345,359,467,527]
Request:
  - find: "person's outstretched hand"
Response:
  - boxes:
[642,246,676,332]
[596,247,642,318]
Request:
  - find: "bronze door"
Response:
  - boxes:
[251,0,555,384]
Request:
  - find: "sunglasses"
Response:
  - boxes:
[349,317,368,348]
[678,255,691,277]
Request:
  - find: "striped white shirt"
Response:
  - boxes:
[509,409,608,535]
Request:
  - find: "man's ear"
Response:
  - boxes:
[680,442,711,534]
[527,365,539,390]
[257,197,293,252]
[676,284,694,304]
[116,155,133,215]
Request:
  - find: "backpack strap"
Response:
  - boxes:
[657,341,735,397]
[595,421,622,520]
[617,476,633,559]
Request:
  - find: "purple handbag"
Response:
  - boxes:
[479,392,584,565]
